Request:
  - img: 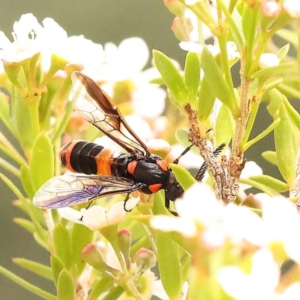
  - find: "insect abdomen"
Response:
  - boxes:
[60,140,114,175]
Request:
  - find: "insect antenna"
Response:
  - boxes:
[195,143,226,181]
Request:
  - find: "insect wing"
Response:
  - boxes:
[70,72,148,155]
[33,174,141,209]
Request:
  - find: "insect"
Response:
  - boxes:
[33,72,224,213]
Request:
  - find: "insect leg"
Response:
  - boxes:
[123,193,132,212]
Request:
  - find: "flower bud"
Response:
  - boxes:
[171,17,193,42]
[134,248,156,277]
[164,0,186,16]
[117,228,131,269]
[82,243,119,274]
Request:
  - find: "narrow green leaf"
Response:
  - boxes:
[153,50,189,104]
[201,48,238,117]
[216,104,234,147]
[268,88,283,117]
[0,265,56,300]
[282,95,300,131]
[197,76,216,120]
[169,163,196,190]
[53,223,73,270]
[52,102,73,145]
[0,91,16,136]
[184,52,200,108]
[239,178,278,197]
[51,255,64,286]
[248,175,288,193]
[90,276,114,300]
[156,232,181,300]
[276,44,290,62]
[262,151,278,166]
[29,133,54,192]
[13,87,35,152]
[175,129,199,155]
[242,4,259,75]
[274,104,298,188]
[102,286,124,300]
[57,269,75,300]
[20,165,34,198]
[242,117,280,152]
[152,190,170,215]
[13,218,35,234]
[13,258,53,280]
[71,223,94,274]
[252,63,294,80]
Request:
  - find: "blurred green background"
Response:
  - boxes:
[0,0,282,299]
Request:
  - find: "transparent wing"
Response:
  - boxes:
[70,72,149,155]
[33,174,141,209]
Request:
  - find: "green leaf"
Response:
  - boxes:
[152,190,170,215]
[0,265,56,300]
[13,258,53,280]
[156,232,181,300]
[282,95,300,131]
[57,269,75,300]
[274,104,298,188]
[90,276,114,300]
[0,91,15,136]
[29,133,54,192]
[262,151,278,166]
[175,129,199,155]
[276,44,290,62]
[184,52,200,108]
[242,117,280,152]
[71,223,94,274]
[53,223,73,270]
[169,163,196,190]
[242,4,259,75]
[51,255,64,286]
[216,104,234,147]
[51,102,73,145]
[197,76,216,120]
[13,87,35,152]
[248,175,288,193]
[153,50,189,104]
[239,178,278,197]
[13,218,35,234]
[267,88,283,117]
[20,165,34,198]
[201,47,238,117]
[102,286,124,300]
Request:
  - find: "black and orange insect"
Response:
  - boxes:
[33,72,224,212]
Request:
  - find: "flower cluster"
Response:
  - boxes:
[152,183,300,298]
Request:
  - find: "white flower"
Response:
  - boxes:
[180,41,240,60]
[239,161,263,195]
[259,53,279,68]
[152,183,264,248]
[283,0,300,18]
[0,13,44,62]
[58,197,139,230]
[40,18,104,71]
[258,195,300,263]
[217,248,279,300]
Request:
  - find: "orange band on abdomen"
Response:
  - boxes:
[95,149,114,175]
